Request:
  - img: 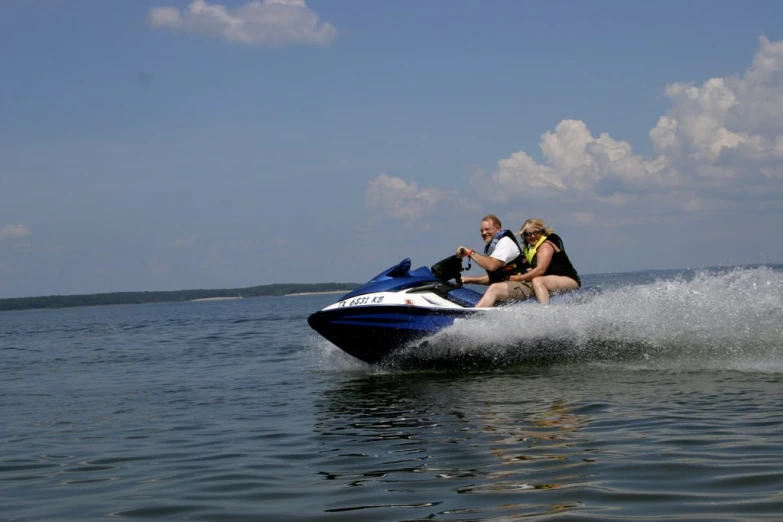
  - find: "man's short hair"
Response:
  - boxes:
[481,214,502,228]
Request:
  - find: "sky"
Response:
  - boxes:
[1,0,782,298]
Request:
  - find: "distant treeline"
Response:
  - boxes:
[0,283,360,312]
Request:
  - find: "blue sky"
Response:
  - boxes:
[1,0,782,298]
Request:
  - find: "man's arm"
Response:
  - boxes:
[462,274,491,285]
[465,251,504,272]
[456,247,505,275]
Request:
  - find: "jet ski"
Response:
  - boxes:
[308,251,600,364]
[307,253,491,364]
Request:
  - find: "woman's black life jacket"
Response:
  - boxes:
[527,232,581,286]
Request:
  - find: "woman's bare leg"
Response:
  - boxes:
[531,276,579,304]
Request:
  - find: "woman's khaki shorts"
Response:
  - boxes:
[506,280,535,300]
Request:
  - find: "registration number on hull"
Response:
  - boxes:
[338,295,385,307]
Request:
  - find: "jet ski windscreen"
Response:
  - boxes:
[430,255,463,282]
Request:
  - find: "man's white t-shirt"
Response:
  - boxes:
[487,236,520,264]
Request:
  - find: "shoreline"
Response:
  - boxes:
[191,297,243,302]
[285,290,351,296]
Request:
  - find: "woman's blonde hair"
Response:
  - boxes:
[519,218,554,243]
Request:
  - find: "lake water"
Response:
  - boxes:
[2,265,783,521]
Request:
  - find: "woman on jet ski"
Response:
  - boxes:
[475,218,580,306]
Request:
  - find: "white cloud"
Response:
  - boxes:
[360,36,782,236]
[148,0,337,45]
[472,119,676,208]
[230,239,252,249]
[365,173,452,221]
[470,36,783,221]
[147,257,171,278]
[0,224,31,240]
[169,234,200,247]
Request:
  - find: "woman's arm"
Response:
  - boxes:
[510,243,554,282]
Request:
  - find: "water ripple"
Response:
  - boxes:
[2,289,783,520]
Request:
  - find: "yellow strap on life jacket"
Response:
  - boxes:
[523,235,548,265]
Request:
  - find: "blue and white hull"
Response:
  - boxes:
[307,257,485,364]
[308,289,483,364]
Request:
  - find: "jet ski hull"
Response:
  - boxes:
[308,304,481,364]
